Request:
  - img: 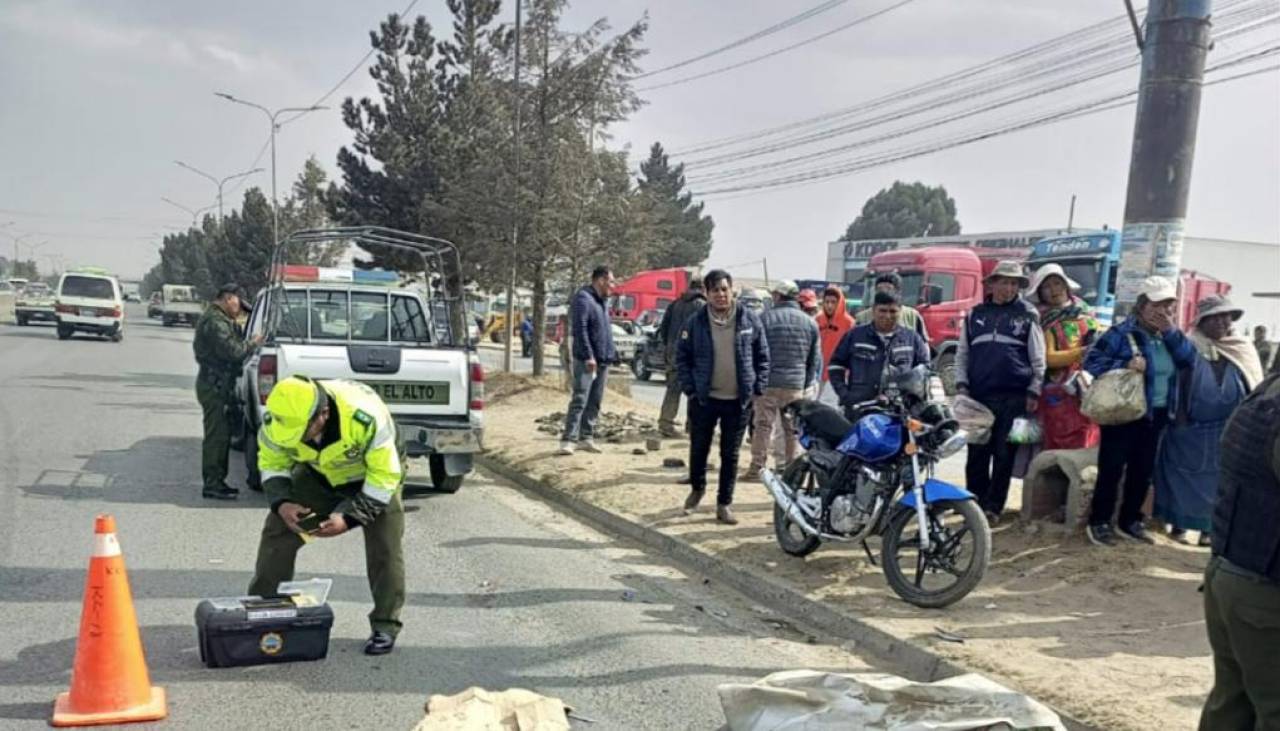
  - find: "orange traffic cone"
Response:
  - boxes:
[52,514,167,727]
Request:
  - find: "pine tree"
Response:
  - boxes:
[636,142,714,268]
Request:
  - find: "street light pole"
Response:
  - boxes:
[174,161,264,225]
[214,93,327,245]
[160,197,217,228]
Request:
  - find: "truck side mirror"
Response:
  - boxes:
[921,284,944,307]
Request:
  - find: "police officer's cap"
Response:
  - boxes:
[215,282,244,299]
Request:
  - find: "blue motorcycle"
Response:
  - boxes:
[761,365,990,608]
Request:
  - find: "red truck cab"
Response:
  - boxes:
[608,267,691,323]
[865,247,1028,393]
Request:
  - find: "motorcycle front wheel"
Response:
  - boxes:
[881,499,990,608]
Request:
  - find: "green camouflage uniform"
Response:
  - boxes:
[193,305,254,490]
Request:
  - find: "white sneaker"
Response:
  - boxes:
[557,441,576,456]
[579,440,603,454]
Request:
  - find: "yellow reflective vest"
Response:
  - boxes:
[259,379,402,523]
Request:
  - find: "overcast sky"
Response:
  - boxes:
[1,0,1277,282]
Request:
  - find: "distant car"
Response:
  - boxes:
[54,268,124,342]
[15,282,56,326]
[147,293,162,319]
[631,330,668,381]
[611,322,640,366]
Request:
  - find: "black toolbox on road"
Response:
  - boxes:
[195,596,334,668]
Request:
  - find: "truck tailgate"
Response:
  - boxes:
[276,344,469,417]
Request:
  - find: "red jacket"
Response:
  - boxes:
[816,287,854,382]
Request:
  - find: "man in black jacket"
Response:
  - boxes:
[955,261,1045,523]
[676,270,770,525]
[656,280,705,437]
[828,291,930,413]
[1200,373,1280,730]
[558,266,617,455]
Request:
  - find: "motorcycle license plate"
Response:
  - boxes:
[363,381,450,405]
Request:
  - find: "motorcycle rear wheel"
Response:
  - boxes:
[881,499,990,608]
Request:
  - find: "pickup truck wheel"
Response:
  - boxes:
[56,324,73,340]
[631,354,651,381]
[935,351,957,396]
[429,455,464,493]
[244,426,262,491]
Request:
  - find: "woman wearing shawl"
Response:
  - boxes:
[1028,264,1101,450]
[1155,295,1264,546]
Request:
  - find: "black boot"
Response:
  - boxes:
[364,631,396,655]
[202,483,239,501]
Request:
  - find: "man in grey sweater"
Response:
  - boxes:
[745,280,822,479]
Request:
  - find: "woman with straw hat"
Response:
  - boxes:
[1027,263,1101,450]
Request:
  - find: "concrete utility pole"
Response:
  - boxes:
[503,0,522,374]
[1114,0,1213,317]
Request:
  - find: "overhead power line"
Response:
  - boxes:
[631,0,853,80]
[669,0,1265,159]
[689,49,1279,198]
[638,0,919,92]
[677,0,1274,178]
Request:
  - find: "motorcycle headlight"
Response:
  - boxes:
[934,429,968,459]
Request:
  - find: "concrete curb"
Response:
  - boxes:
[478,453,1098,731]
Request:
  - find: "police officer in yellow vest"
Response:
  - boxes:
[248,375,406,655]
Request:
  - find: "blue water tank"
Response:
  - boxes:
[836,413,902,463]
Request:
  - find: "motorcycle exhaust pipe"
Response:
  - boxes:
[761,468,851,542]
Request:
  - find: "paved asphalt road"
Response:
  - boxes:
[0,304,871,730]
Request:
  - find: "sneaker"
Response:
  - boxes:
[716,504,739,525]
[578,440,603,454]
[1086,523,1117,547]
[1169,528,1191,545]
[683,489,705,515]
[984,510,1001,528]
[557,441,576,456]
[1118,521,1156,545]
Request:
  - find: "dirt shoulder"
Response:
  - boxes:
[483,372,1212,731]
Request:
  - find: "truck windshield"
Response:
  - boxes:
[1032,258,1103,303]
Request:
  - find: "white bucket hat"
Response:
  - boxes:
[1027,263,1081,304]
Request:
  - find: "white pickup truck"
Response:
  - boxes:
[236,230,482,494]
[161,284,204,326]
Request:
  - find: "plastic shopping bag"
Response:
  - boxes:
[952,394,995,446]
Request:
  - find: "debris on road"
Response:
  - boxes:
[631,448,647,456]
[934,627,967,644]
[718,671,1065,731]
[662,457,685,469]
[416,687,572,731]
[534,411,657,443]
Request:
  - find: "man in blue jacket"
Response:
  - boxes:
[828,291,930,413]
[559,266,618,455]
[1083,276,1196,546]
[676,269,770,525]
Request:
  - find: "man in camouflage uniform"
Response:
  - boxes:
[193,283,262,500]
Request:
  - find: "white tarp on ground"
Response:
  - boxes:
[719,670,1066,731]
[412,687,571,731]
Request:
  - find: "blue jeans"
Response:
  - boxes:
[562,360,608,442]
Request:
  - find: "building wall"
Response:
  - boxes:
[1182,237,1280,335]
